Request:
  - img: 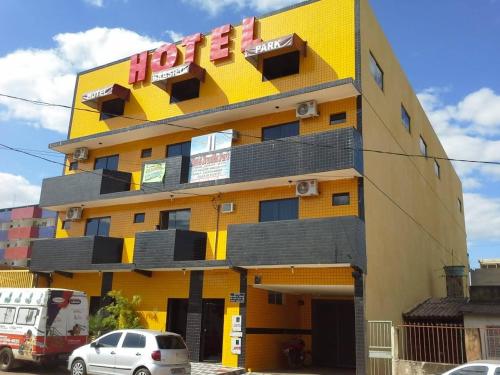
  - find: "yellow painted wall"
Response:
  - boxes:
[69,0,356,139]
[359,0,468,323]
[51,273,103,298]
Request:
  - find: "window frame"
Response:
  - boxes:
[62,220,71,230]
[262,121,300,142]
[99,98,125,121]
[97,332,123,348]
[268,292,284,305]
[434,160,441,178]
[369,52,384,91]
[94,154,119,171]
[121,332,147,349]
[159,209,191,230]
[449,365,489,375]
[0,306,16,324]
[170,78,200,104]
[166,141,191,158]
[140,148,152,159]
[134,213,145,224]
[419,136,428,157]
[332,193,351,206]
[85,217,111,237]
[330,112,347,126]
[262,50,300,81]
[259,198,299,223]
[15,307,39,326]
[401,104,411,132]
[69,161,79,171]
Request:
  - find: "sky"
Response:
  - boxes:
[0,0,499,268]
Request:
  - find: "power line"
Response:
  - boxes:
[1,92,499,166]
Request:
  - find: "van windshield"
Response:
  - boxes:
[156,335,186,349]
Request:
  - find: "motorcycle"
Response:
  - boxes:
[282,338,311,369]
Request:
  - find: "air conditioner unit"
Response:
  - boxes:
[66,207,83,221]
[296,100,319,119]
[220,202,235,214]
[296,180,319,197]
[73,147,89,161]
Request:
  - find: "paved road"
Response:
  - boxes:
[0,364,68,374]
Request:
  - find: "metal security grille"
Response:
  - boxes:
[368,321,393,375]
[486,327,500,359]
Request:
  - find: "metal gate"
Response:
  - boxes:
[368,321,394,375]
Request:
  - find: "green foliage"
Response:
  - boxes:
[88,290,142,339]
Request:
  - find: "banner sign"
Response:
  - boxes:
[82,86,114,102]
[229,293,245,304]
[152,63,190,84]
[189,151,230,183]
[142,162,166,184]
[244,34,294,58]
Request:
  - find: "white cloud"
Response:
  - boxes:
[84,0,104,6]
[464,193,500,241]
[181,0,301,16]
[0,27,161,134]
[164,30,184,43]
[0,172,41,208]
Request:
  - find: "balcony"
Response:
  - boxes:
[30,236,128,272]
[40,127,362,210]
[134,230,226,270]
[40,169,132,210]
[226,216,366,271]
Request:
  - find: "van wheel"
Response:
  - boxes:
[134,368,151,375]
[71,359,87,375]
[0,348,15,371]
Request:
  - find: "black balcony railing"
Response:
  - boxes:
[30,236,125,272]
[226,216,366,271]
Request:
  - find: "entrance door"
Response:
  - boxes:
[201,299,224,362]
[312,300,356,368]
[167,298,188,340]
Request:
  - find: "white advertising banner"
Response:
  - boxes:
[189,151,230,183]
[142,162,166,184]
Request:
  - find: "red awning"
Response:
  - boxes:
[81,84,131,109]
[244,33,307,65]
[151,62,206,90]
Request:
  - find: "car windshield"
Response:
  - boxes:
[156,335,186,349]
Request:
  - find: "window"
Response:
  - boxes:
[259,198,299,222]
[434,160,441,178]
[98,332,122,348]
[141,148,152,158]
[330,112,347,125]
[89,296,102,316]
[134,213,145,224]
[94,155,119,171]
[0,307,16,324]
[369,52,384,90]
[170,78,200,103]
[449,366,489,374]
[487,327,500,360]
[85,217,111,237]
[69,161,78,171]
[100,98,125,121]
[156,335,186,350]
[263,51,300,80]
[494,369,500,375]
[268,292,283,305]
[419,136,428,157]
[332,193,350,206]
[160,209,191,230]
[262,121,299,141]
[458,198,463,213]
[167,141,191,158]
[16,308,39,325]
[62,221,71,230]
[401,105,411,132]
[122,333,146,349]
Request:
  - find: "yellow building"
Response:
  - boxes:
[30,0,467,373]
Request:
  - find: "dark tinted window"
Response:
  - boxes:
[369,52,384,90]
[134,213,145,224]
[333,193,350,206]
[449,366,489,374]
[167,142,191,158]
[263,51,300,80]
[259,198,298,222]
[69,161,79,171]
[401,105,411,132]
[262,122,299,141]
[156,335,186,349]
[419,136,427,156]
[100,98,125,121]
[85,217,111,237]
[494,369,500,375]
[141,148,152,158]
[330,112,347,125]
[62,221,71,230]
[122,333,146,348]
[94,155,119,171]
[98,332,122,348]
[268,292,283,305]
[170,78,200,103]
[160,209,190,230]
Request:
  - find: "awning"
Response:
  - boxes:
[151,62,206,90]
[81,84,131,109]
[244,33,307,65]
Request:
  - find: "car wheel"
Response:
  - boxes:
[134,367,151,375]
[0,348,15,371]
[71,359,87,375]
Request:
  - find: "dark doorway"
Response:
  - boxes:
[312,299,356,368]
[167,298,188,340]
[201,299,224,362]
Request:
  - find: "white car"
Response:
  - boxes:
[442,361,500,374]
[68,329,191,375]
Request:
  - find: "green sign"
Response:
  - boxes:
[142,162,166,183]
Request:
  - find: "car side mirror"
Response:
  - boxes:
[91,341,99,348]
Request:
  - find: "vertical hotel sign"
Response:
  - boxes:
[189,130,234,183]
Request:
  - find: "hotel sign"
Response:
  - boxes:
[244,34,294,58]
[82,86,113,101]
[151,64,190,84]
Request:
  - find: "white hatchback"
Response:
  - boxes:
[68,329,191,375]
[442,361,500,374]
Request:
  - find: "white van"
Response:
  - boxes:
[0,288,88,371]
